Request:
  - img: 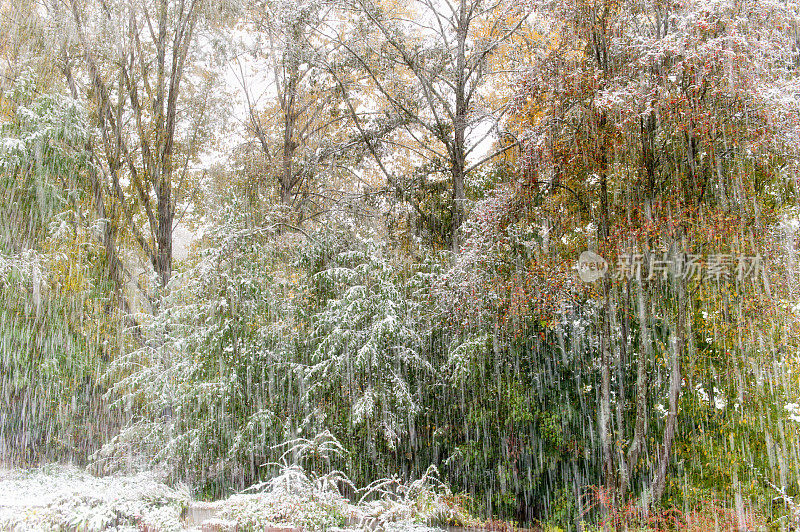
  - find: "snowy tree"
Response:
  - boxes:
[236,0,367,222]
[298,231,437,483]
[493,0,800,517]
[0,75,121,465]
[57,0,231,292]
[329,0,531,251]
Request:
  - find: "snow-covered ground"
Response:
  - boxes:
[0,465,189,531]
[0,464,473,531]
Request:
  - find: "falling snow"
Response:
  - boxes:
[2,0,800,530]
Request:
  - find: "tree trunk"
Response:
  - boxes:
[597,110,616,523]
[280,32,299,210]
[625,281,650,490]
[155,182,173,288]
[624,111,658,496]
[600,279,615,510]
[450,0,469,253]
[651,274,685,505]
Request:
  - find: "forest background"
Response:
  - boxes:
[3,0,800,529]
